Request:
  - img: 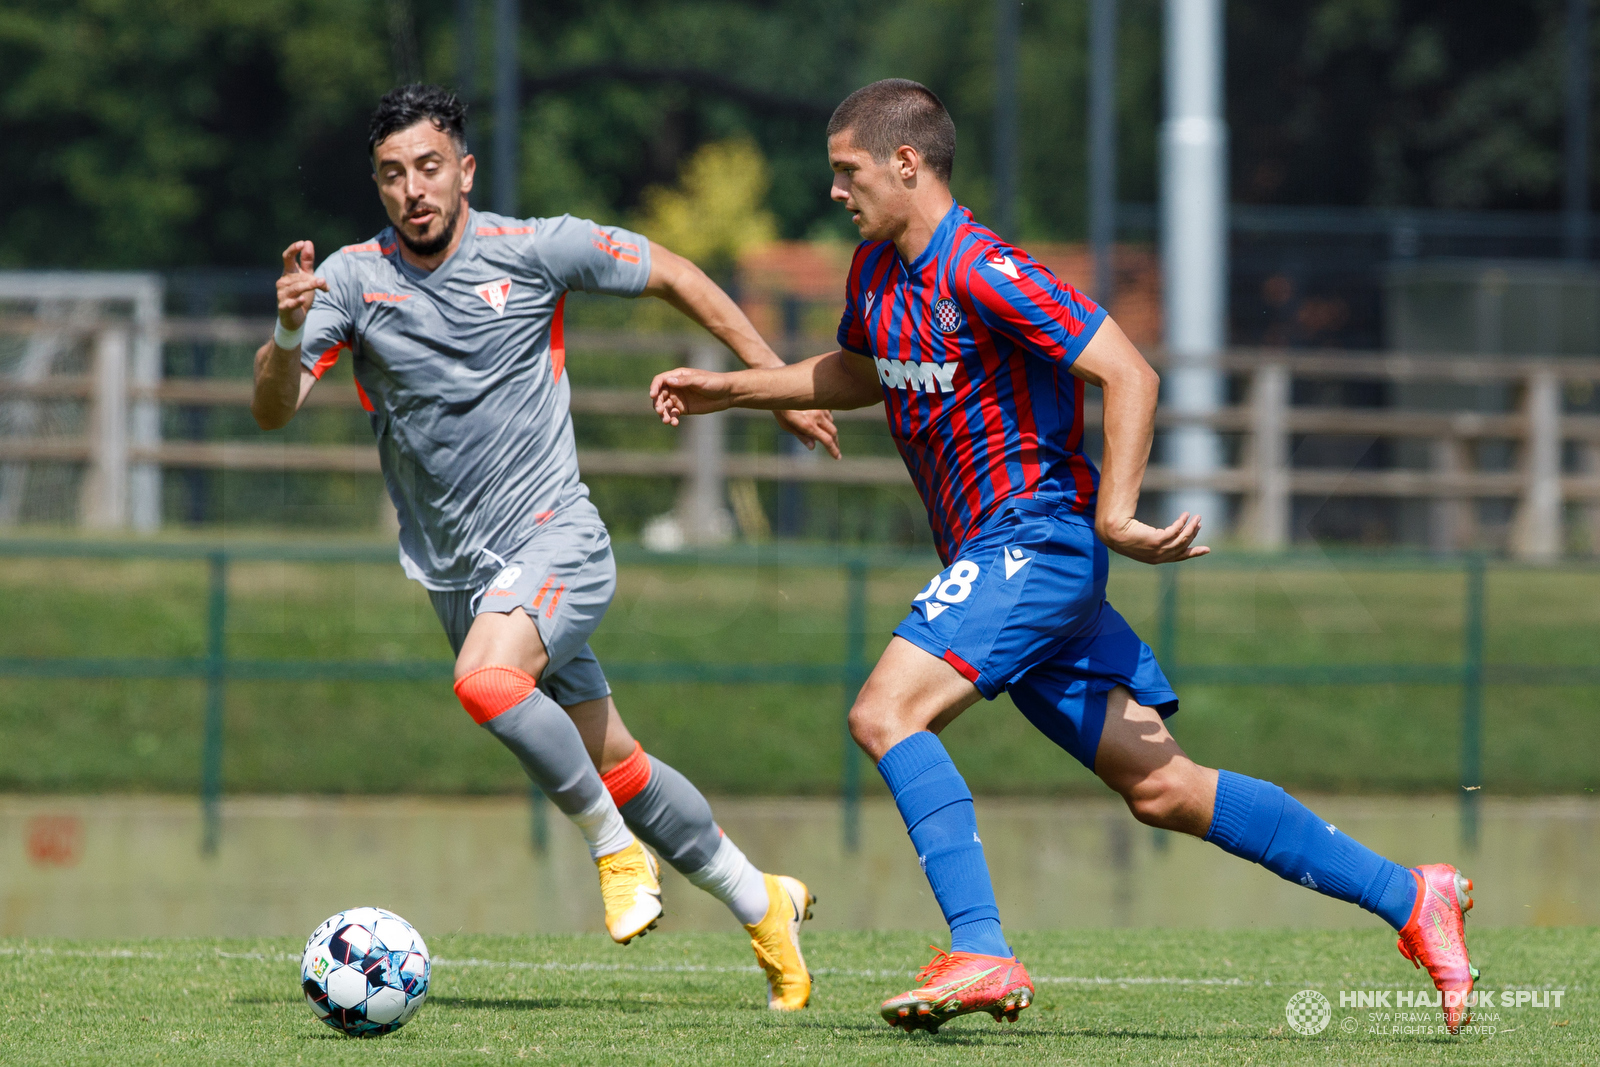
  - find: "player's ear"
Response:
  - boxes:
[459,152,476,194]
[895,145,920,183]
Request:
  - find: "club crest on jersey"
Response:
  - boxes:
[475,278,512,315]
[933,298,964,334]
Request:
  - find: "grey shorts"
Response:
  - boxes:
[429,517,614,707]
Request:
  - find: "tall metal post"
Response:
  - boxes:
[1567,0,1592,260]
[1156,564,1179,671]
[841,559,868,852]
[529,782,548,854]
[201,551,228,856]
[1161,0,1228,523]
[1088,0,1119,306]
[1459,553,1486,852]
[492,0,519,217]
[677,343,733,544]
[993,0,1021,238]
[457,0,476,101]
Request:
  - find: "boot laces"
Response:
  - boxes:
[598,847,651,911]
[912,947,965,987]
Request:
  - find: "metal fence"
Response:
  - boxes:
[4,538,1595,856]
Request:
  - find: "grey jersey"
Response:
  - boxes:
[300,210,651,589]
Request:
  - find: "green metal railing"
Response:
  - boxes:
[1,539,1594,855]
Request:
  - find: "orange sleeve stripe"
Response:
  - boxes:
[353,377,375,413]
[477,226,536,236]
[591,238,641,264]
[341,242,381,254]
[309,342,349,379]
[600,742,652,806]
[550,292,567,382]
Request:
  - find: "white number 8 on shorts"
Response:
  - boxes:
[913,560,981,605]
[492,566,523,590]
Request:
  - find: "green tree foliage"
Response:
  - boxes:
[1232,0,1585,209]
[0,0,394,269]
[0,0,1591,270]
[632,138,778,278]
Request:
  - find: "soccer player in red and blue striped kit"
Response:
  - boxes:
[652,79,1479,1034]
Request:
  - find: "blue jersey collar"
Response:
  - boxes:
[903,201,965,272]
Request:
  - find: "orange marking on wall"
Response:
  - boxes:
[25,815,82,868]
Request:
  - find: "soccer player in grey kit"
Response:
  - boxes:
[251,84,823,1009]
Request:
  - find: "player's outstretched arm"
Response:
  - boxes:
[1070,318,1209,565]
[252,241,326,431]
[643,241,841,458]
[650,348,881,425]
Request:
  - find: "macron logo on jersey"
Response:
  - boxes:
[986,255,1021,280]
[475,278,512,315]
[875,357,959,394]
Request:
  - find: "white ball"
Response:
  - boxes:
[300,907,430,1037]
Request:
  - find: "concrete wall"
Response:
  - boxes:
[2,795,1595,940]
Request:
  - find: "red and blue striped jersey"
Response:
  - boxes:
[837,203,1108,563]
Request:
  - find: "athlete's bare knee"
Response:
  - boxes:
[847,700,894,760]
[1119,760,1206,832]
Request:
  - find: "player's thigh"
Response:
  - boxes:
[849,636,983,761]
[457,521,616,681]
[894,512,1104,701]
[457,608,547,680]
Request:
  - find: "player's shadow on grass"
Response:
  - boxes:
[428,994,655,1014]
[789,1018,1052,1046]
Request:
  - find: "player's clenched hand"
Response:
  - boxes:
[277,240,329,331]
[650,367,734,425]
[1099,511,1210,565]
[773,408,842,460]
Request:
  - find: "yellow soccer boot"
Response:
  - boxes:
[596,839,662,944]
[744,874,815,1010]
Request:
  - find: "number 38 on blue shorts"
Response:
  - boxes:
[891,504,1179,771]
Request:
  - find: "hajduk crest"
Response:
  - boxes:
[475,278,512,315]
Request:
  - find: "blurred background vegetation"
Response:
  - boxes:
[0,0,1587,271]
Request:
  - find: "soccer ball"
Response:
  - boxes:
[301,907,430,1036]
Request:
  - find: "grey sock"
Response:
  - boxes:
[618,756,726,874]
[481,688,607,817]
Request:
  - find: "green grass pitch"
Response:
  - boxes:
[2,929,1594,1065]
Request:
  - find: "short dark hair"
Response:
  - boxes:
[368,84,469,163]
[826,79,956,183]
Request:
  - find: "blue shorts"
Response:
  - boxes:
[893,503,1178,771]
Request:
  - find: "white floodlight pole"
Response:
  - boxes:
[1161,0,1227,525]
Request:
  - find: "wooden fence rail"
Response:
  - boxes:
[3,316,1599,558]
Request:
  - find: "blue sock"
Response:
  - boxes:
[1206,770,1417,930]
[877,732,1011,958]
